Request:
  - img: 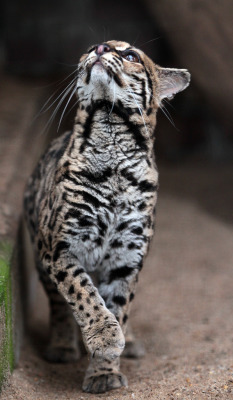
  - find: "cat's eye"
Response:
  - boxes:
[122,51,140,63]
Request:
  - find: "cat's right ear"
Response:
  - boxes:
[157,67,191,104]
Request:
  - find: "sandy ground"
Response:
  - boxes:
[1,163,233,400]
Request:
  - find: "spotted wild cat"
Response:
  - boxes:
[24,40,190,393]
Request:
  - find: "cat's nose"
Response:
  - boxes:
[96,43,110,56]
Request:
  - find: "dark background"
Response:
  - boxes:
[1,0,233,161]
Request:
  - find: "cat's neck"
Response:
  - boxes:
[74,100,156,139]
[66,102,157,168]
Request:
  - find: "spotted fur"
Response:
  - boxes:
[24,40,190,393]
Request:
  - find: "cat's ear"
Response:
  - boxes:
[157,67,191,103]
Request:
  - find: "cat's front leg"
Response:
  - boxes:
[98,261,140,335]
[99,271,145,359]
[82,257,142,393]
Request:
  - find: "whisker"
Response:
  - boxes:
[54,61,79,68]
[64,97,80,119]
[109,79,116,116]
[57,85,78,132]
[36,68,86,136]
[41,82,76,135]
[150,92,177,129]
[138,36,162,48]
[32,73,78,123]
[31,69,77,91]
[133,32,141,47]
[40,77,77,116]
[160,104,178,130]
[103,26,106,42]
[163,98,176,110]
[52,68,79,87]
[88,25,97,36]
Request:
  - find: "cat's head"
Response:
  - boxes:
[77,40,190,113]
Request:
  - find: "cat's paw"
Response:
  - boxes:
[44,345,80,363]
[82,372,128,393]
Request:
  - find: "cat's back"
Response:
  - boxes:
[24,130,72,238]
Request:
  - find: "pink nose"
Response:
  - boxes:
[96,44,110,56]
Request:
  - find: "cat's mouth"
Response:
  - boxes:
[92,58,105,69]
[88,55,121,85]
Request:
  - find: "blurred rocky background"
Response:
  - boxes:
[1,0,233,162]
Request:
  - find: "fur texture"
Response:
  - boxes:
[24,40,190,393]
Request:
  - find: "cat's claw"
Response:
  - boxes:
[82,372,128,393]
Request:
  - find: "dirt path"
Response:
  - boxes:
[2,164,233,400]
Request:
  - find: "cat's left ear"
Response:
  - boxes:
[157,67,191,104]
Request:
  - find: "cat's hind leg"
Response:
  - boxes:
[122,321,145,358]
[38,267,80,363]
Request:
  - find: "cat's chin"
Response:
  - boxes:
[91,64,111,86]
